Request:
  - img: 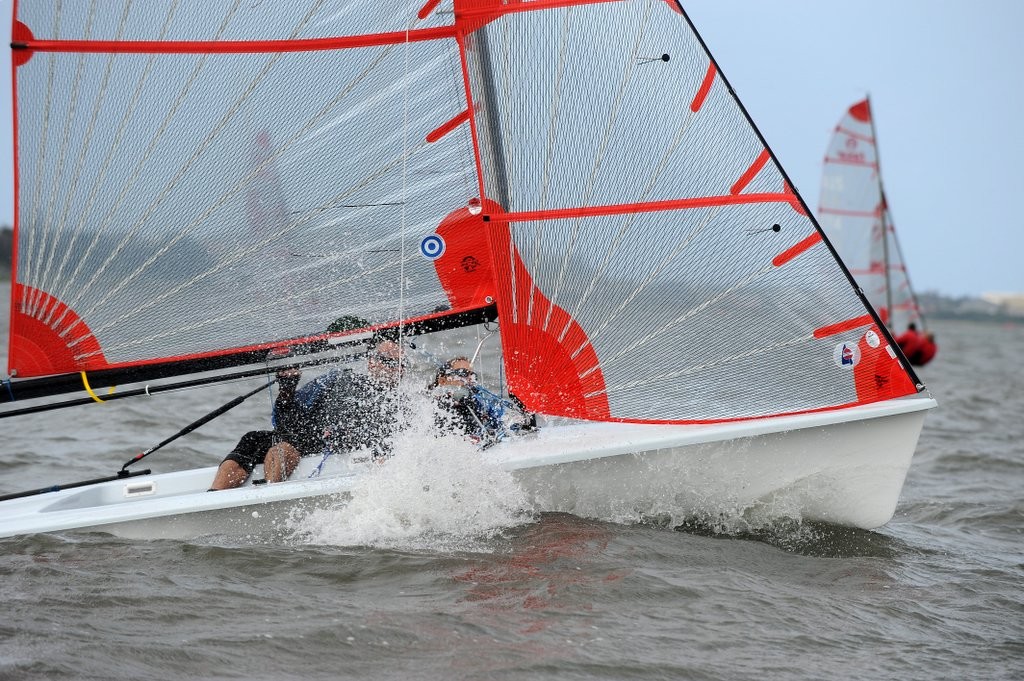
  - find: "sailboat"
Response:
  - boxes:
[0,0,935,540]
[818,98,934,363]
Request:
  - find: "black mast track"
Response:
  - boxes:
[469,25,511,209]
[671,0,924,391]
[1,304,497,408]
[865,94,895,325]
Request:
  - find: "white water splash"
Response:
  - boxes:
[288,396,532,551]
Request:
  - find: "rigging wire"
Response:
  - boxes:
[391,21,413,434]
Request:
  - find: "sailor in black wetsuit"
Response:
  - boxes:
[209,338,405,490]
[430,356,532,446]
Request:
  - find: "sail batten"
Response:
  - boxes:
[13,29,464,56]
[689,62,716,112]
[490,192,802,223]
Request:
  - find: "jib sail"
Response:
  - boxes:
[459,1,920,422]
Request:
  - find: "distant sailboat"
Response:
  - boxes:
[818,97,936,365]
[0,1,935,539]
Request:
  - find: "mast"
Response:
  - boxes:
[865,94,925,333]
[864,94,894,327]
[471,26,511,210]
[884,206,928,331]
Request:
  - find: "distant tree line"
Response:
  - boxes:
[0,226,10,278]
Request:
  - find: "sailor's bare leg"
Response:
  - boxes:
[264,442,300,483]
[209,460,248,490]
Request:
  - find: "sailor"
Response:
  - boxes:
[909,331,937,367]
[894,323,923,361]
[429,356,533,446]
[208,335,405,490]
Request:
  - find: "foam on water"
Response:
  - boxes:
[288,397,533,551]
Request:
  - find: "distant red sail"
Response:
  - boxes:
[818,98,924,337]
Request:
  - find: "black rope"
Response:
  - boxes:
[120,380,277,472]
[0,469,153,503]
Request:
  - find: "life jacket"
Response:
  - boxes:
[433,385,507,441]
[910,337,937,367]
[275,368,398,457]
[895,329,923,360]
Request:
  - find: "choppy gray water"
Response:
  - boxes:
[1,280,1022,680]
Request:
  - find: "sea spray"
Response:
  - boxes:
[288,394,532,550]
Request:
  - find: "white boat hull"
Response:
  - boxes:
[0,397,935,539]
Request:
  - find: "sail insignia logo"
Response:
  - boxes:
[420,234,446,260]
[838,135,866,164]
[842,345,854,365]
[833,341,861,368]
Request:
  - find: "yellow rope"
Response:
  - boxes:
[80,371,116,403]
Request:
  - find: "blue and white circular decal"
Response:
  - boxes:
[419,234,446,260]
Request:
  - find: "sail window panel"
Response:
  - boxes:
[13,40,475,373]
[464,0,769,214]
[17,0,456,42]
[501,203,870,421]
[820,161,880,216]
[819,126,882,304]
[819,109,881,227]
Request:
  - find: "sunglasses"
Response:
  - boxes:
[440,367,475,379]
[371,354,404,368]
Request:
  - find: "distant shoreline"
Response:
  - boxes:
[0,226,9,280]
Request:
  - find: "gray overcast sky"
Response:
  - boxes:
[684,0,1024,298]
[0,1,1020,297]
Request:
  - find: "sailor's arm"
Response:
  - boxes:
[273,369,302,428]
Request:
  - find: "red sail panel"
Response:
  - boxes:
[852,328,917,403]
[9,284,108,376]
[432,203,498,311]
[484,209,611,420]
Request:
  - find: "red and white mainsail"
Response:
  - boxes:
[818,98,923,335]
[7,0,489,385]
[5,0,920,420]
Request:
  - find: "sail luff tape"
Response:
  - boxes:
[80,372,116,403]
